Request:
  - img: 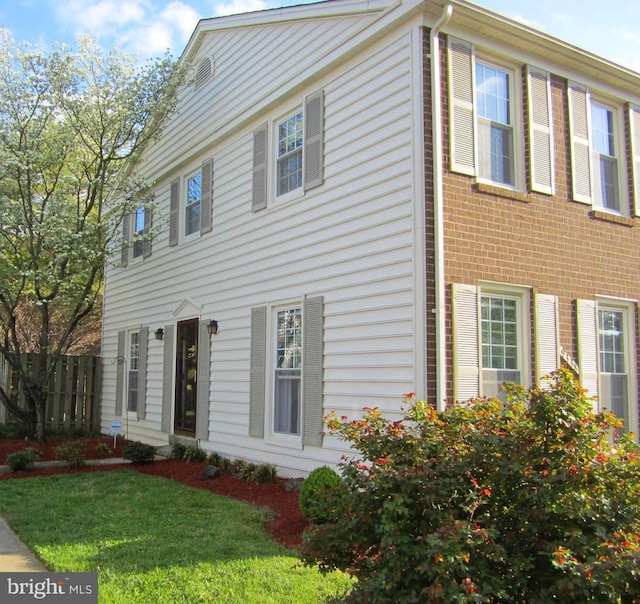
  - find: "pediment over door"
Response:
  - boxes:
[172,297,203,320]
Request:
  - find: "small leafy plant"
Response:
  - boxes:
[170,443,187,460]
[299,465,346,524]
[183,445,208,463]
[5,448,40,471]
[95,442,112,455]
[122,441,155,464]
[55,441,86,467]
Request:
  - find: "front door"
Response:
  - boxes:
[175,318,198,435]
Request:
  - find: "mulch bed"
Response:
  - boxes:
[0,437,308,549]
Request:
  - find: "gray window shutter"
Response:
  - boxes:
[304,90,324,191]
[142,208,153,258]
[169,179,180,246]
[527,66,554,195]
[200,159,213,234]
[137,327,148,419]
[161,324,174,432]
[576,299,599,410]
[252,124,268,212]
[196,319,211,440]
[629,104,640,217]
[115,330,125,416]
[534,293,559,387]
[302,296,324,447]
[249,306,267,437]
[448,36,476,176]
[452,283,480,401]
[568,81,592,204]
[121,215,130,267]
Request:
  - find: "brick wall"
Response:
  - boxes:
[425,29,640,410]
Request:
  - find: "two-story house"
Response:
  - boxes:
[101,0,640,474]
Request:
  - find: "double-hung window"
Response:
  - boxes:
[480,294,522,399]
[476,62,515,187]
[127,331,140,413]
[185,170,202,236]
[598,306,630,429]
[276,111,304,197]
[591,102,621,211]
[273,307,302,435]
[132,207,146,259]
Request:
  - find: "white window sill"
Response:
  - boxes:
[589,209,636,227]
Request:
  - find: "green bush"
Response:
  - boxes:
[55,441,86,467]
[301,369,640,604]
[252,463,278,483]
[95,442,112,455]
[5,448,40,471]
[299,465,347,524]
[122,441,155,464]
[170,443,187,460]
[183,445,208,463]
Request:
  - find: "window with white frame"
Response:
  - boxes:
[185,170,202,236]
[127,331,139,413]
[276,111,304,197]
[273,306,302,435]
[475,61,516,187]
[132,207,145,259]
[480,293,523,398]
[591,101,621,211]
[598,306,630,430]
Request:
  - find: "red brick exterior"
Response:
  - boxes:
[423,29,640,420]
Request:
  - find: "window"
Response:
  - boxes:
[591,102,620,211]
[277,111,304,197]
[452,284,543,402]
[273,307,302,435]
[251,89,324,211]
[598,306,630,430]
[132,207,145,259]
[476,62,515,186]
[185,171,202,236]
[127,331,139,413]
[249,297,324,446]
[480,294,522,398]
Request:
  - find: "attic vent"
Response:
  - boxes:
[195,56,213,88]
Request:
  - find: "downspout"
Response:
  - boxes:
[430,4,453,410]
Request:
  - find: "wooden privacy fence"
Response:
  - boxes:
[0,354,101,433]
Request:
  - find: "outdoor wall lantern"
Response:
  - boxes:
[207,319,219,335]
[154,328,164,341]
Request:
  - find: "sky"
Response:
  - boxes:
[1,0,640,72]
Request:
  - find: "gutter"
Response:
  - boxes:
[429,3,452,410]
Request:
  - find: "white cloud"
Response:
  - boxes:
[54,0,148,39]
[213,0,267,17]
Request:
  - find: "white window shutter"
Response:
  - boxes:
[452,283,480,401]
[142,207,152,258]
[249,306,267,437]
[302,296,324,447]
[567,81,592,204]
[200,159,213,234]
[629,104,640,216]
[527,67,554,195]
[196,319,210,440]
[161,324,174,433]
[448,37,476,176]
[115,331,125,416]
[169,179,180,246]
[137,327,148,420]
[304,90,324,191]
[252,124,268,212]
[534,293,560,387]
[576,299,599,410]
[121,215,130,267]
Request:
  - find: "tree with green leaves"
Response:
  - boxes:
[0,29,188,441]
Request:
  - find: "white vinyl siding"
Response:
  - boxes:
[102,25,419,472]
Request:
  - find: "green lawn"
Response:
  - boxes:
[0,471,352,603]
